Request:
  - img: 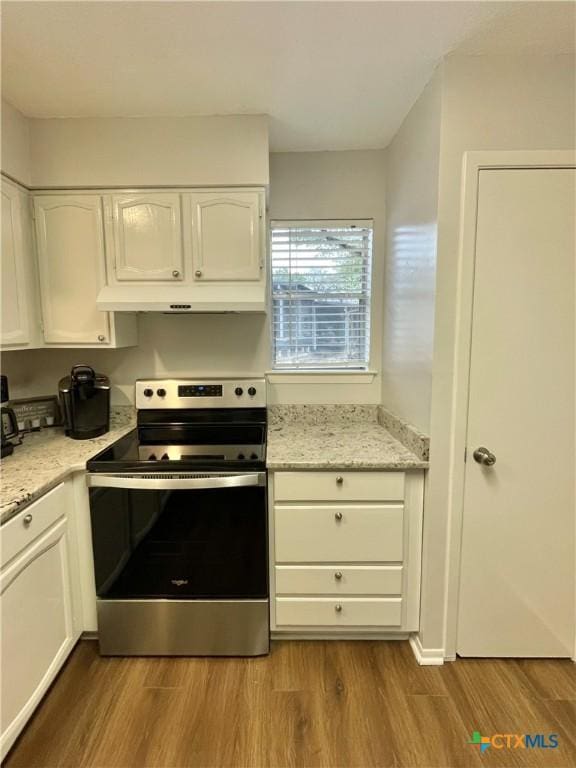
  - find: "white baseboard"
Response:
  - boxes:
[409,633,445,665]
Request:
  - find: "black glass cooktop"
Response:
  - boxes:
[87,408,267,473]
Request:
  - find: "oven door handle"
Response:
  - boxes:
[86,473,266,490]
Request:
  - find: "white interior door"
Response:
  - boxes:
[457,168,575,657]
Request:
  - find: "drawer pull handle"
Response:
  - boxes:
[334,571,343,580]
[23,514,33,527]
[335,604,343,613]
[334,511,343,522]
[336,476,344,485]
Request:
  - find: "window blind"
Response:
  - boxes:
[271,221,373,369]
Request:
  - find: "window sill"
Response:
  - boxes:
[265,370,377,385]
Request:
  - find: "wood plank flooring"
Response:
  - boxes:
[4,640,575,768]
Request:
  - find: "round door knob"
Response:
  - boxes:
[234,387,243,396]
[157,388,167,397]
[23,514,33,527]
[143,388,153,397]
[172,270,180,278]
[248,387,257,397]
[336,476,344,485]
[335,604,343,613]
[334,571,343,581]
[195,270,202,278]
[473,446,497,467]
[334,511,343,522]
[98,335,106,342]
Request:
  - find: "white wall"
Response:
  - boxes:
[268,150,386,404]
[420,53,576,655]
[381,71,441,433]
[1,100,31,186]
[29,115,269,187]
[3,149,387,406]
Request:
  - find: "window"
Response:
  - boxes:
[271,221,373,369]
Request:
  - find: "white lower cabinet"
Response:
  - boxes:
[276,598,403,628]
[275,565,403,596]
[0,483,81,761]
[270,470,424,635]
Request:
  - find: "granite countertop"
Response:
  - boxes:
[1,403,429,524]
[0,407,135,525]
[266,405,429,471]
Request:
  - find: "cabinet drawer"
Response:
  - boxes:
[275,597,402,627]
[274,471,404,502]
[1,484,67,568]
[275,504,403,563]
[275,565,403,596]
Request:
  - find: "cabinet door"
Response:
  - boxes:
[0,518,76,760]
[111,193,183,282]
[188,191,263,282]
[34,195,110,345]
[1,181,30,346]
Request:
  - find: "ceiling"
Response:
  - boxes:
[2,1,574,152]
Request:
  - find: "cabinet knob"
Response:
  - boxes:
[23,514,33,527]
[335,604,343,613]
[97,335,106,342]
[334,571,343,581]
[336,475,344,485]
[172,270,180,278]
[195,270,202,278]
[334,511,343,522]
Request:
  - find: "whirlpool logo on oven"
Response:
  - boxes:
[468,731,559,753]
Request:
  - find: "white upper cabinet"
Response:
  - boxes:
[34,195,136,347]
[108,193,184,283]
[1,179,42,350]
[187,191,263,282]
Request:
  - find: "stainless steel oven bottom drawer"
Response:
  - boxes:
[97,599,269,656]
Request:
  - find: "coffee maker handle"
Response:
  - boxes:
[71,364,96,382]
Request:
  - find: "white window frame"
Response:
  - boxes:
[269,219,374,372]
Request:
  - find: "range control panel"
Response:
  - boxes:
[178,384,222,398]
[135,378,266,409]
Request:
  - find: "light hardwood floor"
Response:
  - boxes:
[4,640,575,768]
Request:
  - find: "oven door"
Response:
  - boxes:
[87,473,268,601]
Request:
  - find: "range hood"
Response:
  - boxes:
[97,285,267,313]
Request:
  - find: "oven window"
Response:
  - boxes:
[90,485,268,600]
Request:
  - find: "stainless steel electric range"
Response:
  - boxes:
[86,378,269,656]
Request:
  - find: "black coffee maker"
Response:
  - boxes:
[59,365,110,440]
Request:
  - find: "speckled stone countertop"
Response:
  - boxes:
[266,405,428,470]
[0,407,135,525]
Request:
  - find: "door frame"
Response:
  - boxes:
[443,150,576,660]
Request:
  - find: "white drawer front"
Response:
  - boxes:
[275,597,402,627]
[275,504,403,563]
[275,565,403,596]
[274,471,405,502]
[1,484,67,568]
